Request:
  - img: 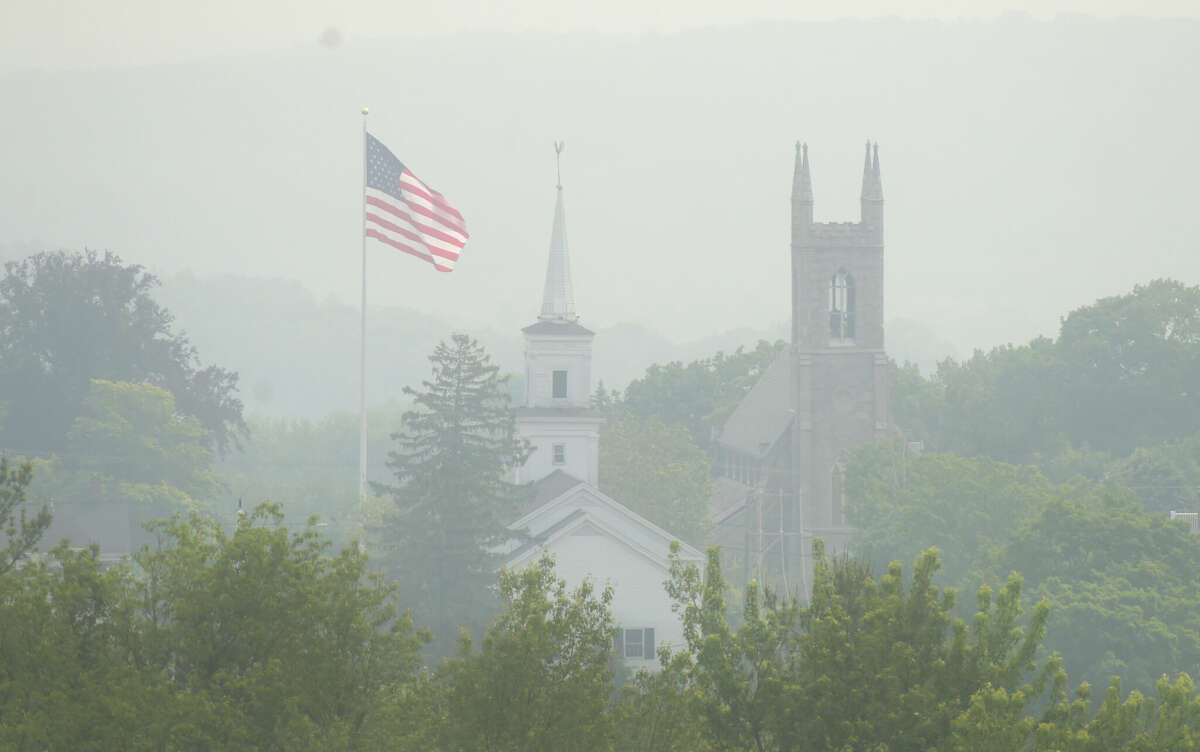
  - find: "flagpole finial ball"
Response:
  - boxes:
[361,107,369,115]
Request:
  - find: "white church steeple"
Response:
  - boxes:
[539,146,577,322]
[515,142,603,486]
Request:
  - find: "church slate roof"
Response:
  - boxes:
[709,476,753,524]
[522,469,586,516]
[521,319,594,336]
[717,352,794,458]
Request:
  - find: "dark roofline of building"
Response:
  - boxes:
[521,320,595,336]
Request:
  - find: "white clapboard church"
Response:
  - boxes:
[502,164,703,667]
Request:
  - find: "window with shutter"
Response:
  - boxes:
[624,628,644,658]
[552,370,568,399]
[615,627,654,659]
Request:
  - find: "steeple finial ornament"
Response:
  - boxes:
[555,140,565,190]
[539,141,577,322]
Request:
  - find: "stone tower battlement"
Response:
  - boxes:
[791,141,884,250]
[808,222,879,245]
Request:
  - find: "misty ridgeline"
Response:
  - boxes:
[2,15,1200,752]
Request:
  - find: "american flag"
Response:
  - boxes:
[364,133,468,272]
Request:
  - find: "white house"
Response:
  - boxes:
[504,164,703,666]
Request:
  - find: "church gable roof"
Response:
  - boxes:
[507,481,703,570]
[717,352,794,458]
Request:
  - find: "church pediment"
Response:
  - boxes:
[506,480,703,571]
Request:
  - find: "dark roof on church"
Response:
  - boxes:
[521,320,594,336]
[514,468,585,519]
[717,352,794,458]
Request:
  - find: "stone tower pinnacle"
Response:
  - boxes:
[860,141,884,236]
[792,141,813,203]
[791,142,814,249]
[860,140,883,202]
[538,145,577,322]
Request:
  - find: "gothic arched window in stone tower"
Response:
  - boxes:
[829,269,856,342]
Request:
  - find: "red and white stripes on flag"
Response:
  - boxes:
[364,132,468,272]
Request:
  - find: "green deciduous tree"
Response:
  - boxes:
[661,541,1054,752]
[1105,430,1200,516]
[845,439,1055,587]
[889,279,1200,465]
[134,503,426,750]
[433,556,616,752]
[23,380,219,527]
[1056,279,1200,456]
[373,334,529,651]
[993,487,1200,698]
[599,413,712,544]
[72,379,217,499]
[0,543,171,751]
[846,436,1200,702]
[621,340,785,450]
[0,250,246,455]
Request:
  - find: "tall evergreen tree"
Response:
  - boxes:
[374,334,529,650]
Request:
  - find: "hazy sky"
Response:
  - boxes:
[2,9,1198,366]
[3,0,1198,73]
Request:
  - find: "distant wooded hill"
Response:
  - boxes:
[156,272,954,418]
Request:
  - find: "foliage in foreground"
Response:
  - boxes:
[0,499,425,751]
[9,467,1200,750]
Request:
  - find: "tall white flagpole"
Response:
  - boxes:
[359,107,369,499]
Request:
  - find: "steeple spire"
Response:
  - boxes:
[792,141,813,203]
[539,141,577,322]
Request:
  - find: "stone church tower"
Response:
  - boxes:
[514,171,604,486]
[789,141,889,554]
[713,141,889,592]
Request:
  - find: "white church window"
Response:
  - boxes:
[829,270,856,341]
[552,370,568,399]
[552,443,566,465]
[614,627,655,659]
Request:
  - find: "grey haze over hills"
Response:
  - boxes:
[2,16,1196,412]
[153,272,950,419]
